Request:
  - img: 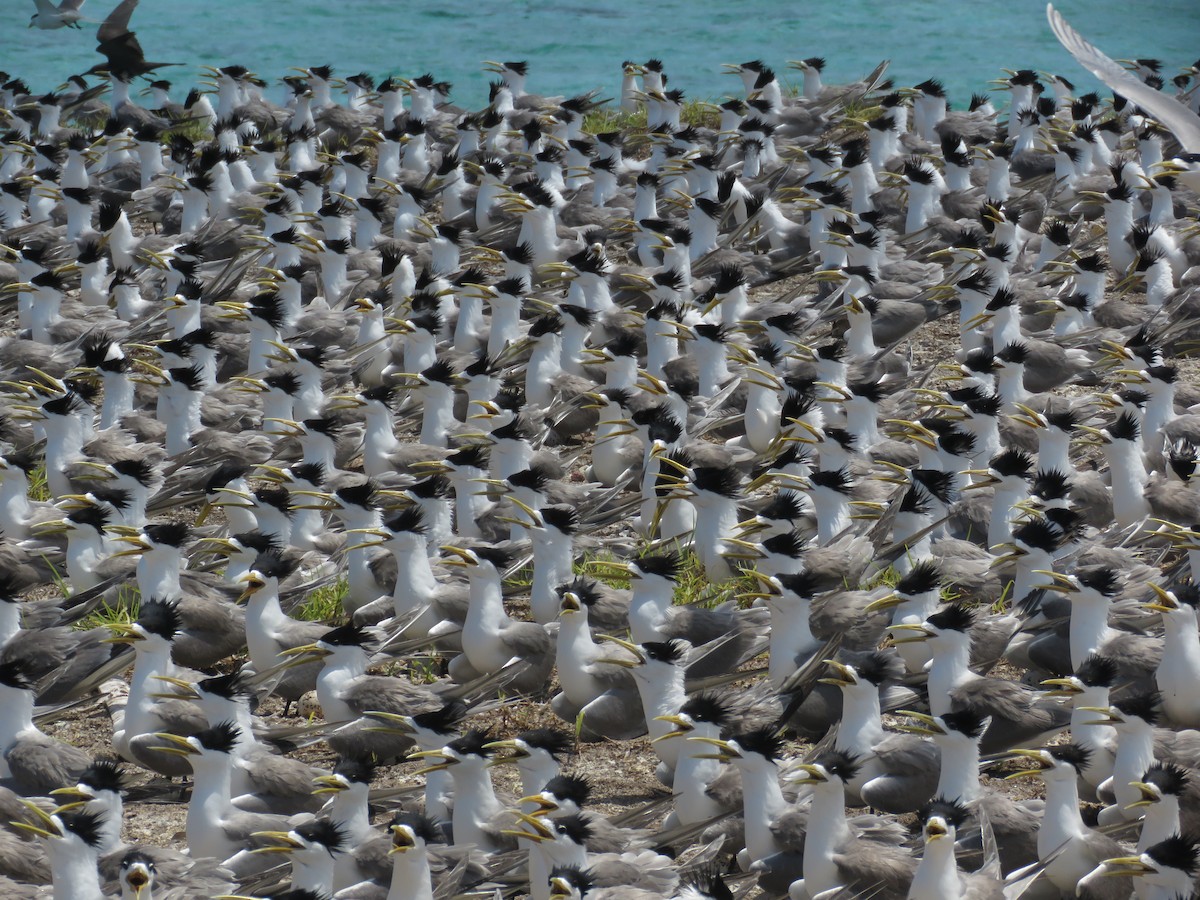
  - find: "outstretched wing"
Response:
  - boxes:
[96,0,137,43]
[97,30,147,73]
[1047,2,1200,152]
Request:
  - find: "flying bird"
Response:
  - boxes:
[90,0,177,80]
[29,0,88,29]
[1047,3,1200,188]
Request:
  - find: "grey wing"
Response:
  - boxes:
[723,682,784,731]
[587,589,630,633]
[6,735,90,793]
[975,794,1041,873]
[581,813,653,854]
[833,839,917,896]
[705,764,743,810]
[1180,781,1200,835]
[285,620,333,649]
[432,584,470,624]
[62,0,87,10]
[1047,3,1200,151]
[155,698,209,735]
[969,615,1019,673]
[577,691,647,741]
[0,628,71,683]
[97,0,137,41]
[954,677,1037,722]
[501,621,553,657]
[351,834,394,882]
[665,605,732,645]
[37,627,119,703]
[0,787,53,836]
[239,749,324,811]
[847,813,909,845]
[588,850,679,894]
[221,810,301,845]
[342,675,441,716]
[0,876,37,899]
[1159,728,1200,769]
[962,871,1006,900]
[428,844,489,885]
[580,659,638,692]
[0,827,48,883]
[1101,632,1161,678]
[820,597,889,649]
[769,803,809,853]
[1078,830,1135,899]
[860,736,940,813]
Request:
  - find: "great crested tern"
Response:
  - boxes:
[28,0,87,30]
[149,722,302,870]
[407,729,515,854]
[11,807,107,900]
[0,657,91,794]
[1006,744,1134,899]
[908,799,1003,900]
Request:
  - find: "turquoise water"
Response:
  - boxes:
[8,0,1199,109]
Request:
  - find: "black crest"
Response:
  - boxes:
[194,721,241,754]
[925,604,974,633]
[642,640,688,665]
[1113,691,1162,726]
[543,773,591,806]
[137,598,182,641]
[680,693,733,728]
[1075,655,1118,688]
[447,729,495,759]
[896,560,942,595]
[938,709,989,739]
[634,552,681,580]
[390,810,442,844]
[516,728,574,759]
[733,727,786,761]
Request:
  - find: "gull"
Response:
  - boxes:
[29,0,87,29]
[1047,4,1200,188]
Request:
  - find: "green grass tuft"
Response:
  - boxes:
[838,98,884,126]
[582,98,719,138]
[583,105,646,135]
[681,99,721,130]
[27,466,49,502]
[505,561,535,590]
[295,579,348,622]
[76,585,141,631]
[863,565,901,590]
[575,548,630,590]
[574,708,586,746]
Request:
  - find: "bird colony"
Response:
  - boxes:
[0,1,1199,898]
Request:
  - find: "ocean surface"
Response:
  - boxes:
[8,0,1199,111]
